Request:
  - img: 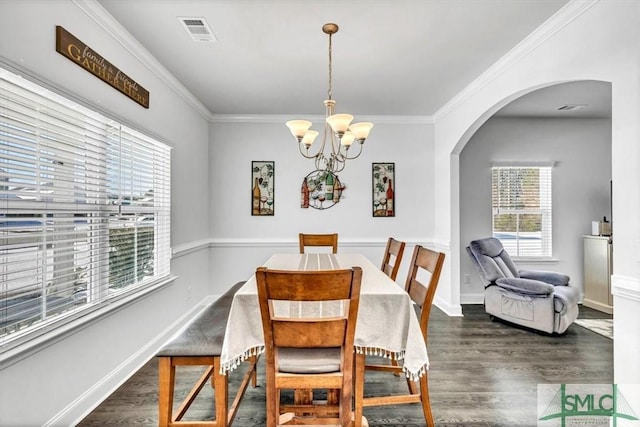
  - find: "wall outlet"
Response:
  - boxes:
[463,274,471,285]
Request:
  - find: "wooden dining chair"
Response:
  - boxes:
[380,237,406,281]
[255,266,363,427]
[299,233,338,254]
[356,245,445,427]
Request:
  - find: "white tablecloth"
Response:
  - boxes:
[220,253,429,380]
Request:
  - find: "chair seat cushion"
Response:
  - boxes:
[495,277,554,296]
[277,347,341,374]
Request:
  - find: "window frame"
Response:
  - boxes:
[491,162,554,259]
[0,63,173,360]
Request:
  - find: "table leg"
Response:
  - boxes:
[354,353,365,427]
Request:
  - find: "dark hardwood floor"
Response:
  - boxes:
[78,305,612,426]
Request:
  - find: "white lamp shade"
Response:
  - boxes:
[340,131,355,147]
[349,122,374,141]
[326,114,354,134]
[286,120,312,138]
[301,130,319,147]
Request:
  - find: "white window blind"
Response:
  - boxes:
[491,165,552,257]
[0,67,171,349]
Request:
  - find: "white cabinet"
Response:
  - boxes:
[583,235,613,314]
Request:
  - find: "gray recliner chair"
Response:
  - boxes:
[466,237,579,334]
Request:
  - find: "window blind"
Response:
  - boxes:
[0,67,171,347]
[491,166,552,257]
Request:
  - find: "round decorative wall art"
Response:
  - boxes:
[300,170,345,210]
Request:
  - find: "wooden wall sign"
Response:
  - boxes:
[55,26,150,108]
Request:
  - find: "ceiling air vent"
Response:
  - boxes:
[178,17,217,43]
[556,104,588,112]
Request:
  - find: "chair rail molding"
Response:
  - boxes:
[612,274,640,303]
[208,237,445,249]
[173,238,448,256]
[172,238,215,258]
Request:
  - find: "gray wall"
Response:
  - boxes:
[460,116,612,302]
[207,119,437,290]
[0,1,213,425]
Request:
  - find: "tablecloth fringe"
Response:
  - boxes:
[403,363,428,382]
[355,345,405,360]
[355,345,427,381]
[220,345,265,374]
[222,345,427,382]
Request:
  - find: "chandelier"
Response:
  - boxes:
[285,23,373,175]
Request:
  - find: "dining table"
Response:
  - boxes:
[219,252,429,425]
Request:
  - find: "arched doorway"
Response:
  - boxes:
[454,80,612,306]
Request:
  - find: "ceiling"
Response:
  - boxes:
[95,0,612,119]
[495,80,611,119]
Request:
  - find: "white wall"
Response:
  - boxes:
[460,116,612,302]
[207,119,438,292]
[432,0,640,384]
[0,1,213,425]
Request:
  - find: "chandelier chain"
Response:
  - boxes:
[327,32,333,100]
[285,22,373,179]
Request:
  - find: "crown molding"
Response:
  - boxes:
[432,0,600,122]
[72,1,434,126]
[209,114,433,125]
[71,0,596,127]
[73,0,212,120]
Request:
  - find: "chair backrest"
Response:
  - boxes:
[298,233,338,254]
[255,266,362,364]
[467,237,519,283]
[404,245,445,346]
[380,237,406,281]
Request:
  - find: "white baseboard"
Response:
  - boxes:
[47,294,222,427]
[460,293,485,305]
[434,296,463,317]
[582,298,613,314]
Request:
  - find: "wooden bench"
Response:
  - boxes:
[157,281,258,427]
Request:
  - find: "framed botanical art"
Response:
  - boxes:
[252,161,274,216]
[372,162,395,217]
